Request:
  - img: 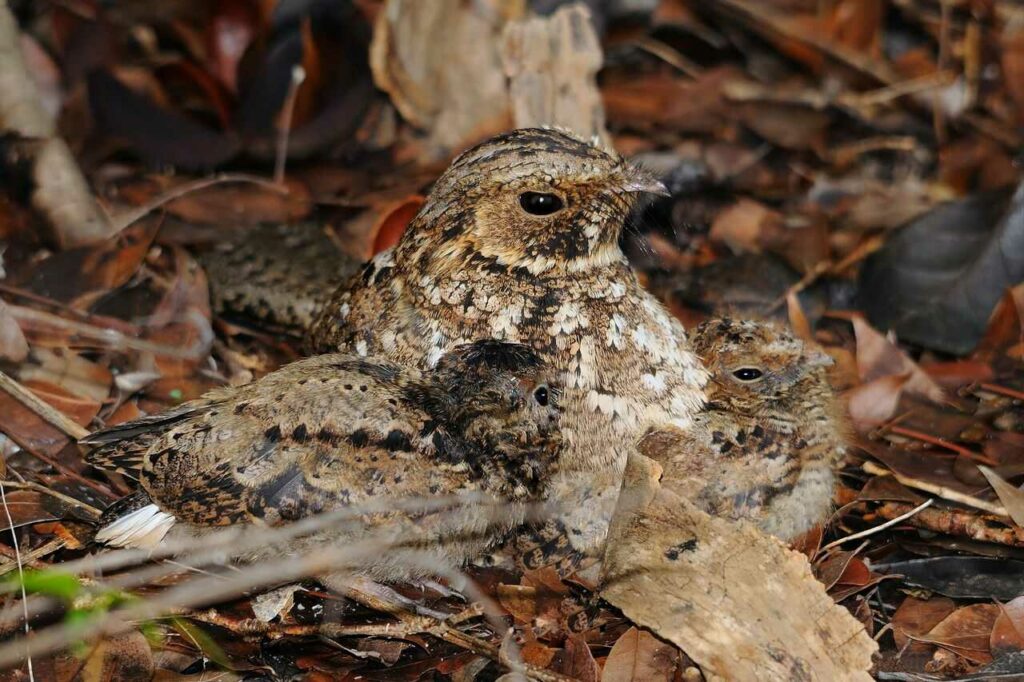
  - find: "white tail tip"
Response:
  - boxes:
[95,504,176,549]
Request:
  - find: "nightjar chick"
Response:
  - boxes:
[640,318,847,541]
[83,340,562,580]
[309,128,708,562]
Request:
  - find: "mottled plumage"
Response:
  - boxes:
[640,319,847,540]
[201,222,361,335]
[309,128,707,560]
[84,340,562,578]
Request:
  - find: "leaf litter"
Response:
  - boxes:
[0,0,1023,680]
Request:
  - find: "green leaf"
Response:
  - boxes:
[12,569,82,602]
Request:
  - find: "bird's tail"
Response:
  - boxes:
[95,490,176,549]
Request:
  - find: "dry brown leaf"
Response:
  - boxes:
[602,627,679,682]
[918,604,1000,665]
[891,596,956,653]
[0,298,28,362]
[844,374,908,433]
[556,634,600,682]
[19,348,112,403]
[851,315,944,403]
[117,176,311,226]
[601,452,876,682]
[991,596,1024,656]
[0,490,59,527]
[978,466,1024,528]
[708,198,779,255]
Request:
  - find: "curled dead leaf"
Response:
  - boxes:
[851,315,944,404]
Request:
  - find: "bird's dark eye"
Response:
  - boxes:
[533,385,549,406]
[519,192,564,216]
[732,368,763,382]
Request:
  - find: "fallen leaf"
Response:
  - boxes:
[919,604,1000,664]
[844,374,908,432]
[370,196,424,257]
[602,627,679,682]
[555,634,599,682]
[601,452,876,681]
[709,198,778,255]
[978,466,1024,528]
[251,584,303,622]
[892,596,957,653]
[116,176,311,227]
[0,490,60,528]
[20,348,112,403]
[991,596,1024,657]
[858,182,1024,355]
[851,315,944,403]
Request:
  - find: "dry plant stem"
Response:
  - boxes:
[0,518,531,672]
[763,259,832,314]
[885,425,997,466]
[273,66,306,185]
[9,305,212,360]
[0,0,111,248]
[979,382,1024,402]
[861,460,1008,516]
[0,481,33,681]
[0,538,66,576]
[109,173,290,233]
[820,498,934,551]
[873,500,1024,546]
[0,369,89,440]
[630,37,703,77]
[0,480,102,518]
[190,587,562,679]
[17,450,115,500]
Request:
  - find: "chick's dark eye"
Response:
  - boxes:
[519,192,564,216]
[533,385,549,406]
[732,368,763,382]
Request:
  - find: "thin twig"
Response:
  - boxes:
[109,173,290,234]
[979,383,1024,402]
[885,425,996,466]
[861,460,1007,516]
[630,37,703,77]
[821,499,934,551]
[274,65,306,185]
[0,481,34,681]
[0,370,89,440]
[0,538,67,576]
[0,481,102,518]
[10,305,212,360]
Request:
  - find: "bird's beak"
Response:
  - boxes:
[620,166,670,197]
